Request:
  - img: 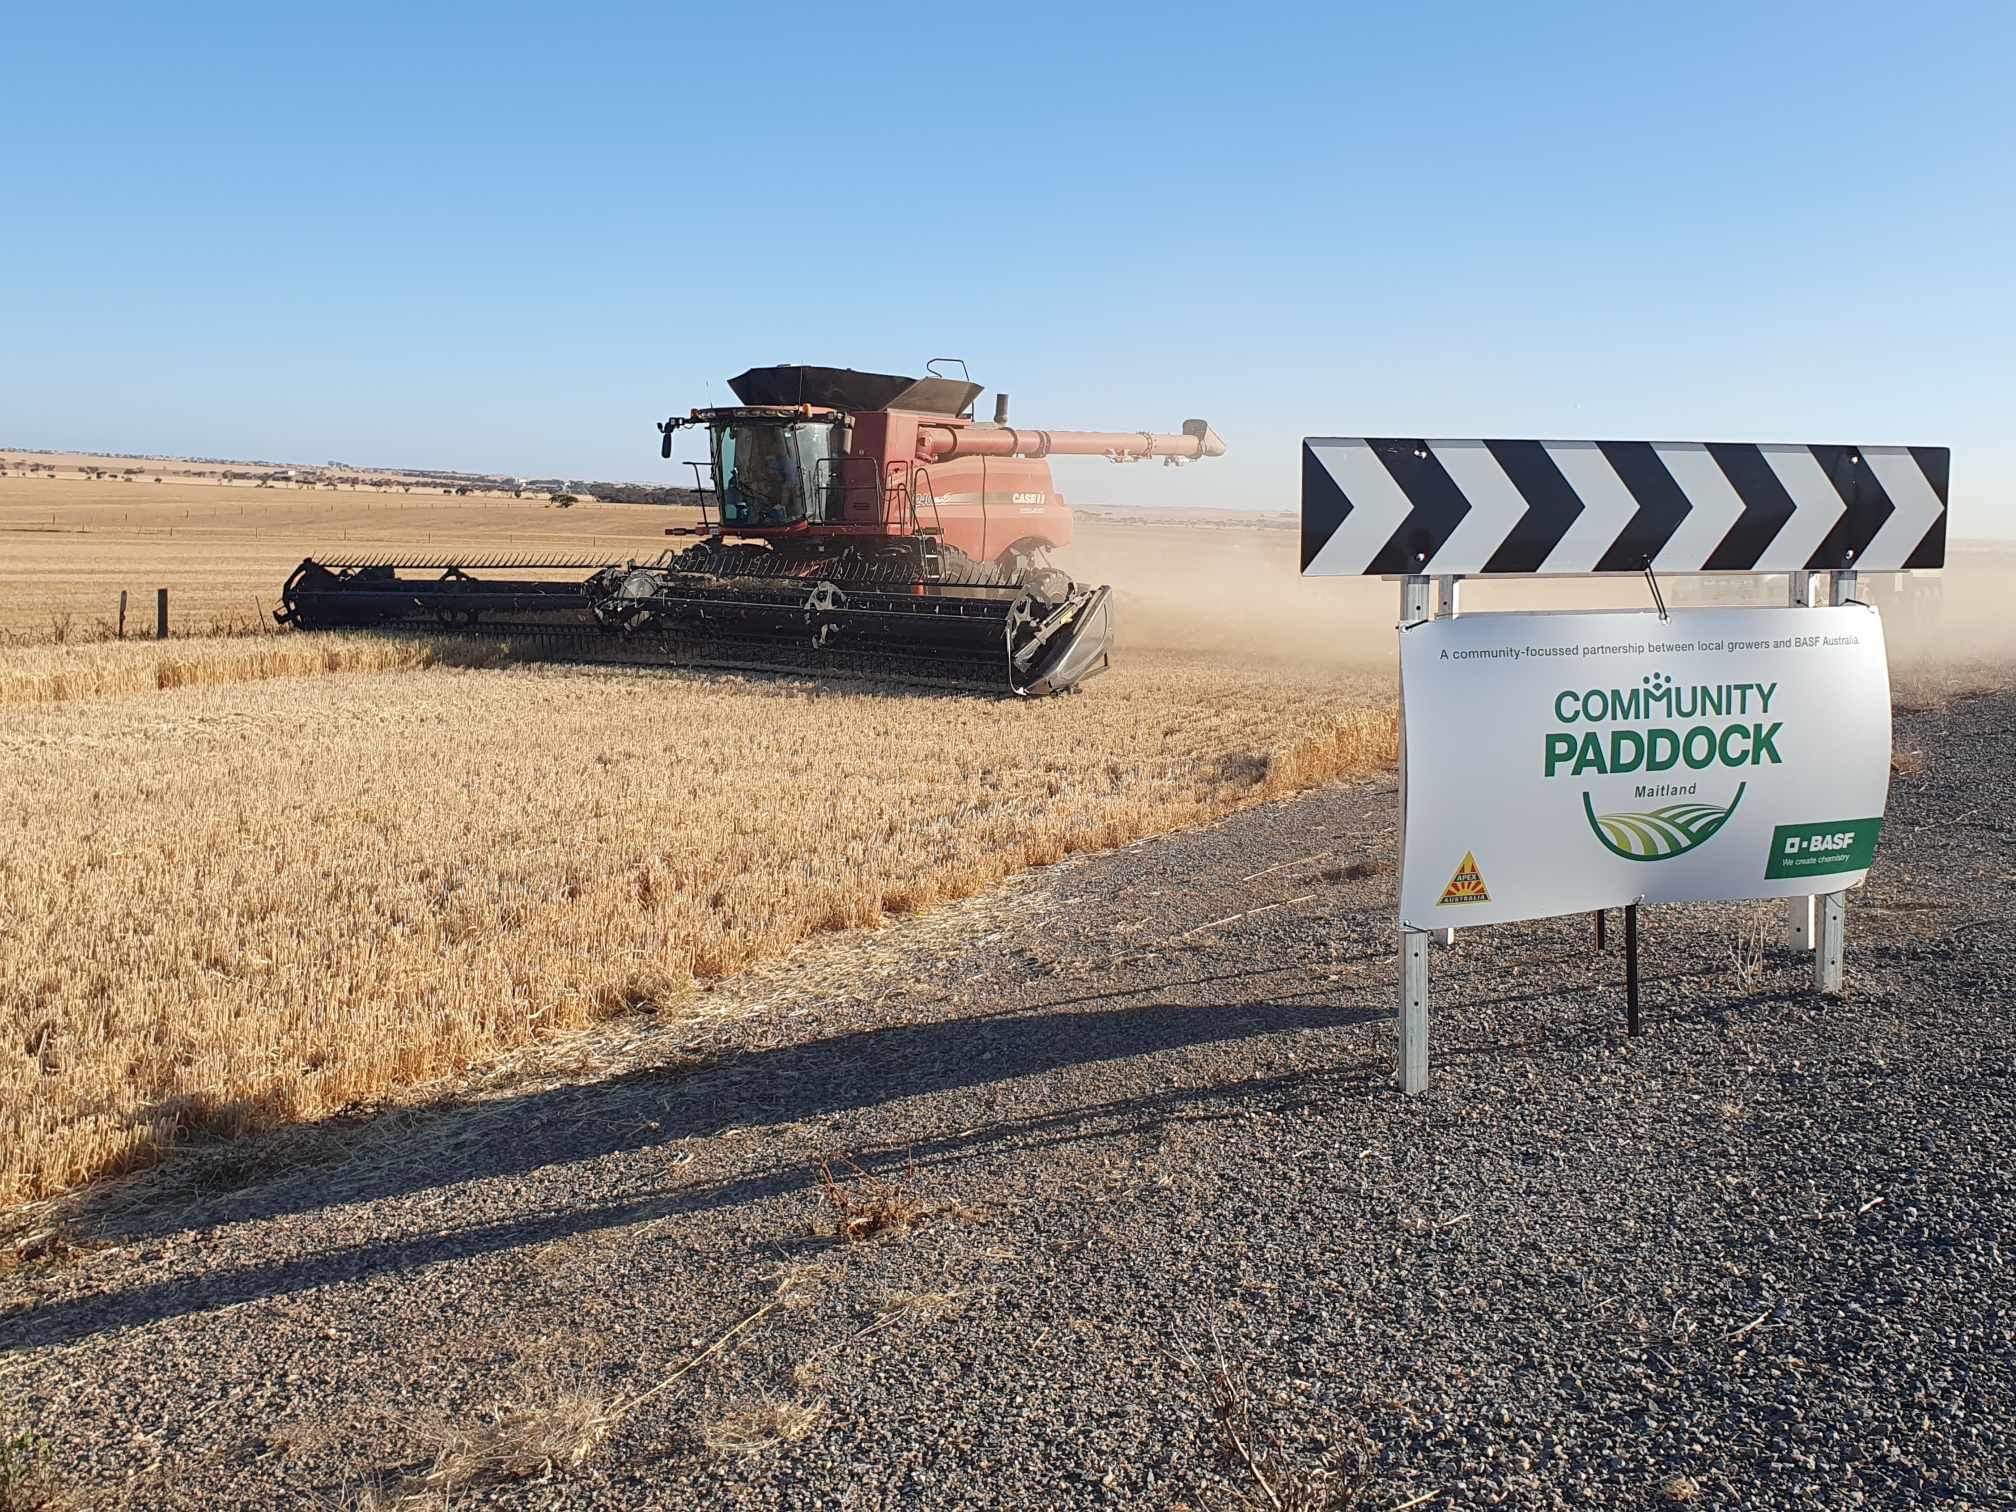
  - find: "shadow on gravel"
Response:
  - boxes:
[966,955,1395,1018]
[7,991,1388,1354]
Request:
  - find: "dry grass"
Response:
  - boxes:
[1191,1324,1378,1511]
[814,1155,935,1243]
[0,639,1393,1205]
[1729,904,1775,993]
[1890,655,2011,712]
[0,1221,106,1279]
[371,1287,807,1502]
[0,1422,60,1512]
[700,1396,827,1456]
[812,1154,984,1243]
[0,633,514,709]
[404,1391,612,1499]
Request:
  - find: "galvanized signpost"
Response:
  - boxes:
[1301,438,1950,1092]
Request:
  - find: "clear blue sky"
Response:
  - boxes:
[3,2,2010,527]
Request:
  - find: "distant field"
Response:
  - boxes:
[0,474,696,640]
[0,448,516,489]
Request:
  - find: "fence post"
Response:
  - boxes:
[156,588,168,640]
[118,589,127,640]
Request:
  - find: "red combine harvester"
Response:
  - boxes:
[276,363,1224,695]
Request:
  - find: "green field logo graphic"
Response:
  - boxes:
[1582,784,1746,861]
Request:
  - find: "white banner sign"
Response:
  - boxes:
[1399,606,1891,928]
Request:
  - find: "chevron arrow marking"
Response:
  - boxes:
[1537,442,1639,574]
[1300,435,1947,575]
[1592,441,1694,571]
[1758,444,1847,570]
[1803,445,1896,569]
[1702,444,1797,570]
[1858,447,1947,571]
[1424,441,1529,574]
[1650,442,1748,572]
[1301,440,1415,576]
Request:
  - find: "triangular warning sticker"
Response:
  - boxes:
[1438,851,1490,905]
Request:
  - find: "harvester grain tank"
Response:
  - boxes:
[275,364,1224,695]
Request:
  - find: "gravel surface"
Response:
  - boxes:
[4,692,2012,1510]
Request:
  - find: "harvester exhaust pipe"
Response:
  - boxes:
[993,393,1010,425]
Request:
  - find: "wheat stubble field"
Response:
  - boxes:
[1,473,1399,1205]
[6,469,2007,1210]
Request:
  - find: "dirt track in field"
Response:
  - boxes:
[5,688,2012,1509]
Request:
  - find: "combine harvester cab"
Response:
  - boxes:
[275,363,1223,696]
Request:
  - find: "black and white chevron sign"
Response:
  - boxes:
[1301,439,1948,576]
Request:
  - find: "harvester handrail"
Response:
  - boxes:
[681,459,717,531]
[911,463,946,538]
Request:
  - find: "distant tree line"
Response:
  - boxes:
[583,481,702,505]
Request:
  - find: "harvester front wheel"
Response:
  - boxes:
[997,540,1071,601]
[996,539,1050,577]
[991,544,1072,604]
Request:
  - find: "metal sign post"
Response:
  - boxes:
[1786,567,1858,990]
[1397,574,1431,1093]
[1782,572,1819,951]
[1814,568,1858,994]
[1625,903,1641,1037]
[1430,575,1461,949]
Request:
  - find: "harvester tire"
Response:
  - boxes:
[931,548,1014,589]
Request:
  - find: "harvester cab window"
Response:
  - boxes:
[715,421,836,526]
